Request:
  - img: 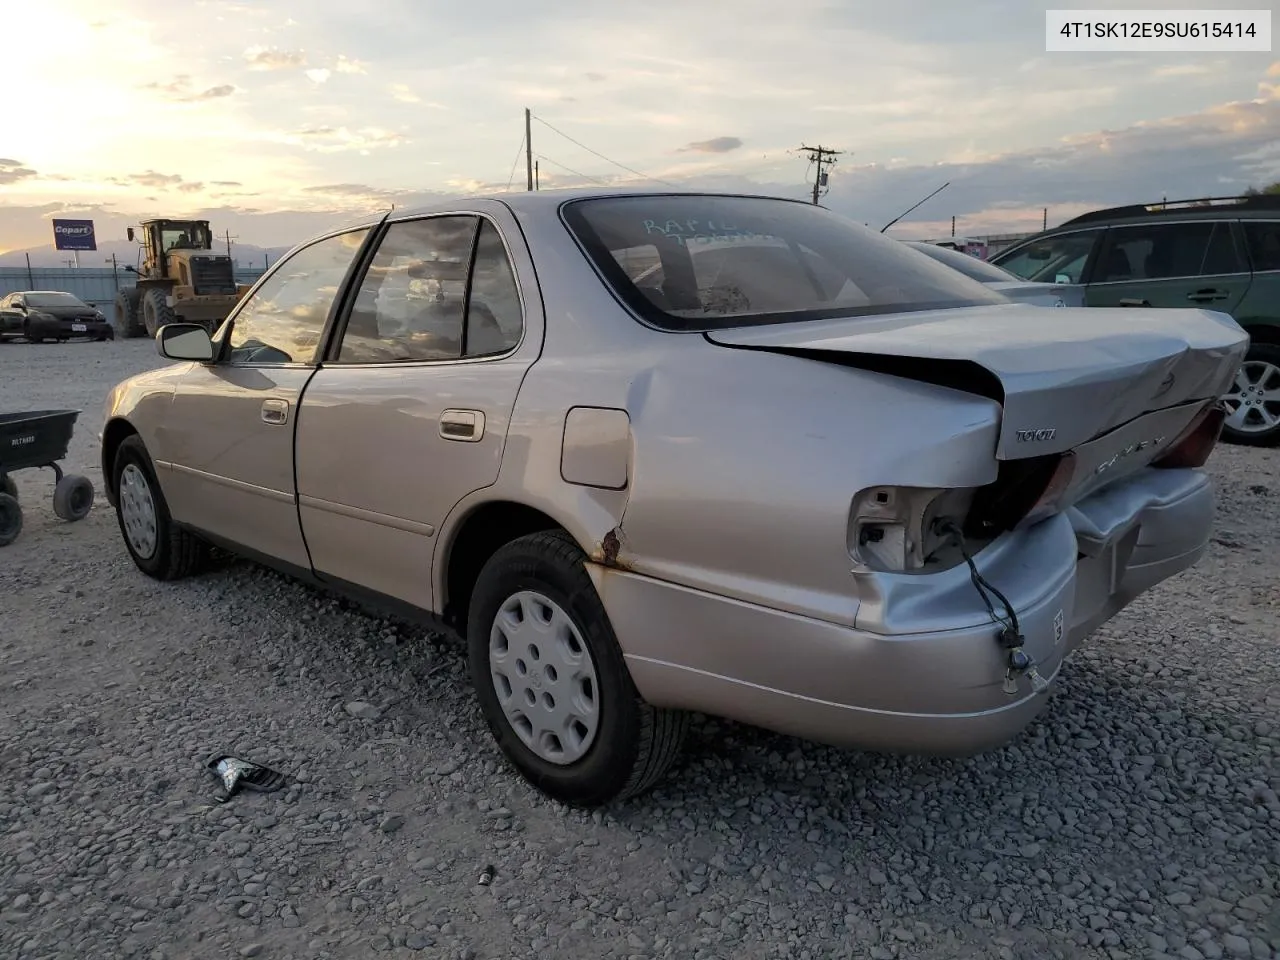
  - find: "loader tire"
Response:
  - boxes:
[141,288,175,338]
[115,288,146,338]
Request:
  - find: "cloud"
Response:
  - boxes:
[212,180,243,187]
[305,68,332,84]
[585,72,606,82]
[0,159,37,184]
[118,171,186,188]
[243,47,307,70]
[288,126,410,153]
[390,84,420,103]
[681,136,744,154]
[335,56,366,74]
[142,76,236,102]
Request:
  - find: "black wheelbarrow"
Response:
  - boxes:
[0,410,96,547]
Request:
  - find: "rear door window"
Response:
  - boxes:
[991,230,1103,284]
[1092,221,1246,282]
[1243,220,1280,272]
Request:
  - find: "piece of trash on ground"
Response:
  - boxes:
[205,754,289,803]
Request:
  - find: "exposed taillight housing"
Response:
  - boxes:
[1152,402,1226,469]
[964,451,1077,537]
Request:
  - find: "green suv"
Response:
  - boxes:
[990,194,1280,446]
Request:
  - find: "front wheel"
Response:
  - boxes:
[112,435,208,579]
[1222,343,1280,447]
[467,530,689,807]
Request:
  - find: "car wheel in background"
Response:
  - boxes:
[112,435,209,579]
[1222,342,1280,447]
[467,530,689,807]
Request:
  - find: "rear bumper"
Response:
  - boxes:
[591,467,1213,756]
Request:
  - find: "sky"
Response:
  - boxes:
[1,0,1278,256]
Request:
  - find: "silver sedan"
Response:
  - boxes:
[903,240,1086,306]
[100,189,1247,806]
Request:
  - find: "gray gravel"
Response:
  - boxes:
[2,338,1278,960]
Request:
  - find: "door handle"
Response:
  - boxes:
[1187,289,1227,303]
[261,399,290,425]
[439,409,485,442]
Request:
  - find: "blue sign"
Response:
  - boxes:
[52,219,97,251]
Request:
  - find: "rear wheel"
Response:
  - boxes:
[112,436,208,579]
[141,288,175,338]
[115,288,145,338]
[0,493,22,547]
[1222,342,1280,447]
[467,530,688,807]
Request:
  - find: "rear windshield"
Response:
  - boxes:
[562,195,1007,331]
[904,241,1021,283]
[26,292,87,307]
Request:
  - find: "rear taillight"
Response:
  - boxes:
[965,451,1077,536]
[1020,452,1077,525]
[1152,402,1226,469]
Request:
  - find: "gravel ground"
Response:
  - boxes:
[1,338,1278,960]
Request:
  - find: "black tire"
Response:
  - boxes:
[0,475,15,499]
[0,493,22,547]
[52,474,94,522]
[141,288,175,338]
[1222,342,1280,448]
[467,530,688,807]
[115,289,145,339]
[112,435,208,579]
[23,319,43,344]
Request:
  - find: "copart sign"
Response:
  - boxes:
[52,219,97,251]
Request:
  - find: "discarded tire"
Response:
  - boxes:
[53,474,95,522]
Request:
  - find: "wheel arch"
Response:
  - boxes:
[100,417,139,506]
[438,499,578,636]
[1240,322,1280,346]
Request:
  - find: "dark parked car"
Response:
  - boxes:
[990,194,1280,446]
[0,291,115,343]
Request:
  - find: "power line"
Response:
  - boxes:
[531,114,676,186]
[533,152,610,186]
[505,132,526,192]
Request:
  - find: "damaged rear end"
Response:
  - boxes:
[706,303,1246,697]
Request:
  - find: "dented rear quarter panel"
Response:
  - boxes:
[432,198,1005,624]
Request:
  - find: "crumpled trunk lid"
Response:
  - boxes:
[704,303,1247,461]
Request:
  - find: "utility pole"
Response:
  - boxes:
[951,216,956,238]
[224,229,238,264]
[1043,207,1048,230]
[535,160,540,190]
[107,254,119,292]
[24,252,34,288]
[525,108,534,191]
[798,144,843,205]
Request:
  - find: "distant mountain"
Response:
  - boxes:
[0,238,294,270]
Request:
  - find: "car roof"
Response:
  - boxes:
[1058,193,1280,229]
[12,290,81,296]
[341,186,817,230]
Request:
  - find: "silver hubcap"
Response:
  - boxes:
[1223,360,1280,434]
[119,463,158,559]
[489,590,600,765]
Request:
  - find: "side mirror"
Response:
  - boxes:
[127,227,135,242]
[1055,273,1071,284]
[157,323,214,362]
